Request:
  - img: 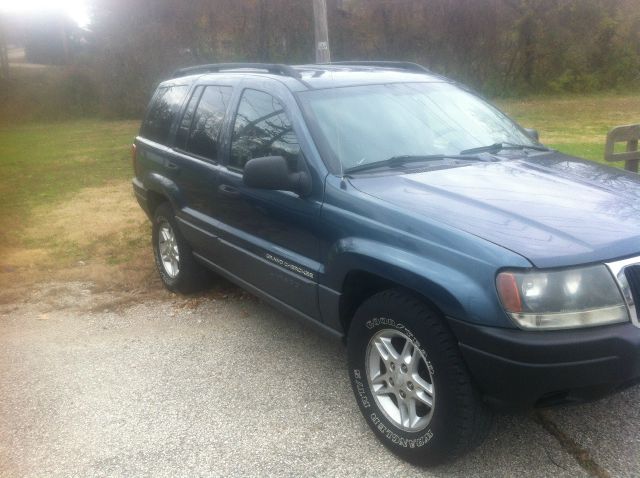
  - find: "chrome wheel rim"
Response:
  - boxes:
[366,329,435,432]
[158,220,180,278]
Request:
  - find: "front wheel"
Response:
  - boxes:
[347,289,492,466]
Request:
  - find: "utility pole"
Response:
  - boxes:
[60,18,70,64]
[312,0,331,63]
[0,15,9,79]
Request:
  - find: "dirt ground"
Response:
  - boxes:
[0,181,165,304]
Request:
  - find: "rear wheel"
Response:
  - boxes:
[347,288,492,466]
[152,203,207,293]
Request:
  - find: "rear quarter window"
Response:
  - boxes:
[184,85,233,161]
[140,85,189,145]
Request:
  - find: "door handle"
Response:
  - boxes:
[218,184,241,198]
[166,160,180,171]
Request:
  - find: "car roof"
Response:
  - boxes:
[294,65,447,89]
[159,63,450,92]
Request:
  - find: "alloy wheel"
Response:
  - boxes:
[366,329,435,431]
[158,220,180,278]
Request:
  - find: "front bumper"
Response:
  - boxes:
[448,318,640,408]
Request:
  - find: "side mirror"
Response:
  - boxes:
[525,128,540,142]
[243,156,312,196]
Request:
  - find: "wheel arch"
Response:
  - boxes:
[337,265,463,337]
[146,189,168,217]
[143,172,185,216]
[323,238,507,335]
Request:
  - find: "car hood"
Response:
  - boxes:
[349,152,640,268]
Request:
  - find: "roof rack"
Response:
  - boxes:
[325,61,431,73]
[171,63,301,79]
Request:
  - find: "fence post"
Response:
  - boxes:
[605,124,640,173]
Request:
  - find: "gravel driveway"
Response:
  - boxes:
[0,281,638,477]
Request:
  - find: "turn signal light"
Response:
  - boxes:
[496,272,522,313]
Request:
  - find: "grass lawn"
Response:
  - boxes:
[0,120,139,228]
[497,94,640,164]
[0,120,143,283]
[0,94,638,265]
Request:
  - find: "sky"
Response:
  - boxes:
[0,0,90,27]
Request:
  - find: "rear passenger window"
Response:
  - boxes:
[175,86,204,149]
[141,85,189,145]
[229,89,300,170]
[184,86,233,161]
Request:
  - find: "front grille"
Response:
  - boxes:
[624,265,640,312]
[606,256,640,328]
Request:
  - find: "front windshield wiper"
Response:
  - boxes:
[343,154,489,175]
[459,142,551,155]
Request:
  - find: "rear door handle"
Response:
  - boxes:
[218,184,241,198]
[166,160,180,171]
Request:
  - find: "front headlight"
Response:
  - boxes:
[496,265,629,330]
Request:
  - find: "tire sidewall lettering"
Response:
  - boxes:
[370,412,434,449]
[352,368,371,409]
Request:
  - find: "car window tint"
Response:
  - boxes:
[175,86,204,149]
[141,85,189,145]
[229,89,300,170]
[185,85,233,161]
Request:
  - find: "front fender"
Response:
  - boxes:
[322,238,514,327]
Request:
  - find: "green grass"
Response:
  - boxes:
[497,94,640,163]
[0,120,139,233]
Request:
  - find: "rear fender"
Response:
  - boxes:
[143,172,185,212]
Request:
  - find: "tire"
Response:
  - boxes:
[347,288,492,466]
[152,203,207,293]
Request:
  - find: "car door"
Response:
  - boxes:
[168,84,234,259]
[213,87,323,319]
[137,83,190,203]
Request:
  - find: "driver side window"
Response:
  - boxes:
[229,89,301,171]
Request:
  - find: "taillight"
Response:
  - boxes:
[131,143,138,176]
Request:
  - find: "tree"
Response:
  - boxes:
[84,0,640,117]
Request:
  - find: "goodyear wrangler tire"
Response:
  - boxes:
[347,289,492,466]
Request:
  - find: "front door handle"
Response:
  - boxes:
[218,184,241,198]
[166,160,180,171]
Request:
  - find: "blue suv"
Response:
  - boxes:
[132,62,640,465]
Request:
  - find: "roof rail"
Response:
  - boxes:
[326,61,431,73]
[171,63,301,79]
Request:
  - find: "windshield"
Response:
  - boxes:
[298,82,537,173]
